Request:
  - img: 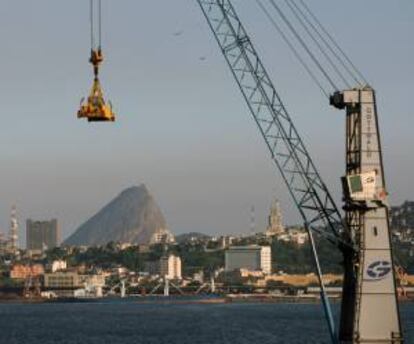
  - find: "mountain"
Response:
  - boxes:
[64,185,169,246]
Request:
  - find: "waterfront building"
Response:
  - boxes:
[44,272,105,298]
[79,274,106,297]
[26,219,60,251]
[160,254,182,280]
[144,254,182,279]
[10,264,44,279]
[225,245,272,274]
[51,260,67,272]
[144,261,160,276]
[44,272,80,289]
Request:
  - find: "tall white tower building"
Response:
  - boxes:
[160,254,182,280]
[9,205,19,253]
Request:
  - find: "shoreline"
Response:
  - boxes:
[0,294,412,305]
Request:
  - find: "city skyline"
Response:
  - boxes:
[0,1,413,241]
[0,193,287,248]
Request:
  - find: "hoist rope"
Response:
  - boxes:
[255,0,329,98]
[298,0,369,86]
[285,0,352,89]
[90,0,102,50]
[90,0,94,50]
[98,0,102,49]
[268,0,339,92]
[289,0,362,87]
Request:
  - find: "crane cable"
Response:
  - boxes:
[90,0,94,49]
[288,0,361,87]
[297,0,369,86]
[255,0,329,98]
[284,0,352,89]
[268,0,339,92]
[99,0,102,48]
[90,0,102,50]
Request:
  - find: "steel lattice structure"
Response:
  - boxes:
[197,0,350,248]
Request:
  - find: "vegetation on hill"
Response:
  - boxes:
[38,235,413,276]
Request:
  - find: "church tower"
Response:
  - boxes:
[265,199,284,236]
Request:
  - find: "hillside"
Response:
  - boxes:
[64,185,168,246]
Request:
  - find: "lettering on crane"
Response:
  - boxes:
[366,105,373,158]
[366,260,392,281]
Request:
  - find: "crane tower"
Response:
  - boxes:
[331,88,402,343]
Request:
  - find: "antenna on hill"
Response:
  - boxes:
[250,205,256,235]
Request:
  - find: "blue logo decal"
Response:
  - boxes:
[366,260,392,281]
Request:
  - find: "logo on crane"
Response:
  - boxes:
[366,260,392,281]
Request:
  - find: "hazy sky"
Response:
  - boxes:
[0,1,413,244]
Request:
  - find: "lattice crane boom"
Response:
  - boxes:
[196,3,349,341]
[197,0,350,250]
[197,1,403,342]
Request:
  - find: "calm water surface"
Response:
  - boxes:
[0,301,413,344]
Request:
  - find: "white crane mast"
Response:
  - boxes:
[331,87,402,343]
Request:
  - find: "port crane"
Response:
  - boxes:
[195,1,403,343]
[71,0,402,342]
